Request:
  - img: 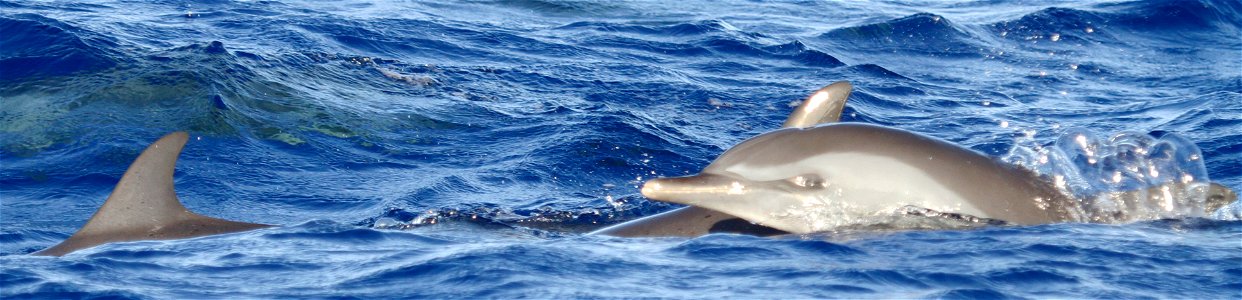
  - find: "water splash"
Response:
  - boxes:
[1005,128,1220,223]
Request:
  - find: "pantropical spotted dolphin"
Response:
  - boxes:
[593,81,1237,236]
[32,82,1238,255]
[33,132,270,256]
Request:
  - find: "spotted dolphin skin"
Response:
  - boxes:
[33,132,270,256]
[593,81,1237,236]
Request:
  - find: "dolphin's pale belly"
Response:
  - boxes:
[725,152,992,229]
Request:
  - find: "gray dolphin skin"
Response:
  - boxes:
[593,81,1238,236]
[33,132,270,256]
[640,122,1081,234]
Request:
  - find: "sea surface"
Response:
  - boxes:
[2,0,1241,298]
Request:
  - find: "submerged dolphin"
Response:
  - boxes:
[593,81,1237,236]
[33,133,270,256]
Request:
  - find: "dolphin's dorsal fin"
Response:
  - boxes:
[34,132,269,256]
[781,81,852,128]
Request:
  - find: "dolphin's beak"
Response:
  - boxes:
[641,174,746,206]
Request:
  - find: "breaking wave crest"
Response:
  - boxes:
[1006,129,1233,222]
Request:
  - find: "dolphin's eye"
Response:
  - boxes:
[788,174,826,189]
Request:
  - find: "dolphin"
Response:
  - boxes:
[30,82,1239,255]
[593,81,1237,236]
[33,132,270,256]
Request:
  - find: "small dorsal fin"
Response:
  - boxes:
[781,81,852,128]
[34,132,269,256]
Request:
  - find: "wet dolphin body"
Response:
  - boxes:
[33,132,270,256]
[593,81,1237,236]
[632,122,1081,234]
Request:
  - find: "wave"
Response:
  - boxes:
[1006,129,1225,222]
[988,7,1113,46]
[0,14,119,81]
[1098,0,1242,31]
[556,19,746,37]
[820,13,984,57]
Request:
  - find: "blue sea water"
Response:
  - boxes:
[2,0,1241,298]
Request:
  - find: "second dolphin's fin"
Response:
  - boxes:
[33,132,271,256]
[781,81,852,128]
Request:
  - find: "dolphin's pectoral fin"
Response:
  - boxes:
[896,206,1010,226]
[590,206,739,237]
[782,81,852,128]
[33,132,270,256]
[707,218,787,236]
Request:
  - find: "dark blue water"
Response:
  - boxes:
[2,0,1240,298]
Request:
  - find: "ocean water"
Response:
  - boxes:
[2,0,1240,298]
